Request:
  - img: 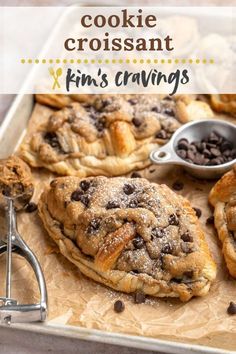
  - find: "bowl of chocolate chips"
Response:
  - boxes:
[150,119,236,179]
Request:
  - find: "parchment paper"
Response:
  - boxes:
[0,104,236,352]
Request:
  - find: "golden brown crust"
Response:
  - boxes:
[20,95,213,177]
[35,94,96,109]
[209,165,236,277]
[38,176,216,301]
[210,95,236,116]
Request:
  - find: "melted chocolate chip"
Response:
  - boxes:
[151,227,165,238]
[71,190,83,202]
[133,235,144,249]
[80,195,90,207]
[123,184,135,195]
[162,243,173,254]
[181,232,193,242]
[172,181,184,191]
[133,291,146,304]
[100,99,111,109]
[44,132,61,150]
[106,201,120,209]
[50,179,57,188]
[168,214,179,226]
[183,270,194,278]
[80,180,90,191]
[128,98,138,105]
[151,106,160,113]
[155,129,167,139]
[25,202,38,213]
[114,300,125,313]
[132,118,142,127]
[227,302,236,315]
[193,207,202,218]
[87,218,101,234]
[95,118,105,132]
[131,172,141,178]
[206,215,214,225]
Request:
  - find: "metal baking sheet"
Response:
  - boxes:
[0,4,234,353]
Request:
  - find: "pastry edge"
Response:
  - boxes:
[39,187,216,302]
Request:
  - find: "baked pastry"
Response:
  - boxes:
[20,95,213,177]
[210,95,236,116]
[35,94,95,109]
[0,155,34,209]
[38,176,216,301]
[209,165,236,277]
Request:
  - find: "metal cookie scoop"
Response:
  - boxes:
[0,194,47,324]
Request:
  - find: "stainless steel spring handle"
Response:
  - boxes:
[0,198,47,324]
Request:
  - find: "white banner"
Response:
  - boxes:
[0,6,235,94]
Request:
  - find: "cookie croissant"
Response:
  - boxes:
[39,176,216,301]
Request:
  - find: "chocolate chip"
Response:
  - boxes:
[106,201,120,209]
[133,235,144,249]
[168,214,179,226]
[128,98,138,105]
[203,149,211,158]
[193,207,202,218]
[25,202,37,213]
[187,150,195,161]
[206,215,214,225]
[176,149,187,159]
[172,181,184,191]
[208,132,219,144]
[151,227,165,238]
[176,132,234,167]
[131,172,141,178]
[44,132,61,150]
[162,243,173,254]
[2,185,11,197]
[80,195,90,207]
[155,129,167,139]
[181,232,193,242]
[114,300,125,313]
[164,108,175,116]
[95,118,105,132]
[80,180,90,191]
[123,184,135,195]
[163,95,172,101]
[223,149,231,157]
[133,291,146,304]
[151,106,160,113]
[227,302,236,315]
[132,117,142,127]
[87,218,101,234]
[210,148,221,157]
[183,270,194,278]
[177,140,189,150]
[71,190,83,201]
[100,99,111,109]
[50,179,57,188]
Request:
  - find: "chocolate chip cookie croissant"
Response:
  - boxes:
[209,165,236,277]
[20,94,213,177]
[38,176,216,301]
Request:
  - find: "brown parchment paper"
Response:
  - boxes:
[0,103,236,352]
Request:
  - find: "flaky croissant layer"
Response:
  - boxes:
[39,176,216,301]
